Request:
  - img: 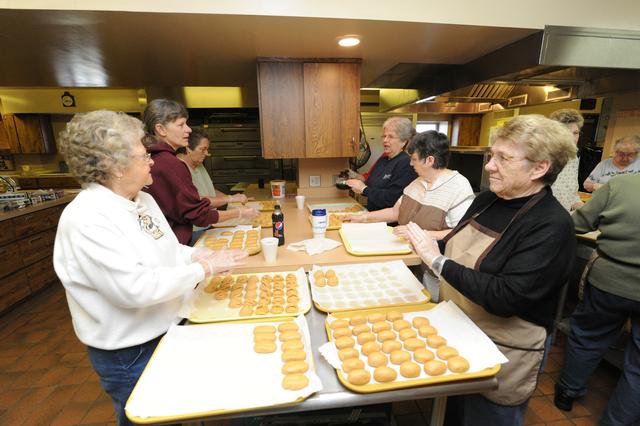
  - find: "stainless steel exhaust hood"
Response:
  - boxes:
[380,26,640,109]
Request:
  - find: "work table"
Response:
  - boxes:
[219,197,421,274]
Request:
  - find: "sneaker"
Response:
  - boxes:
[554,384,574,411]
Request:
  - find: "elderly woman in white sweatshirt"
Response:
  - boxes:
[53,110,247,425]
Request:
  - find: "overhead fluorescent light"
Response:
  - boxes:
[338,36,360,47]
[416,96,437,104]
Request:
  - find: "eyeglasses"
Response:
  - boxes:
[133,153,152,162]
[487,152,529,165]
[572,130,583,136]
[615,151,637,159]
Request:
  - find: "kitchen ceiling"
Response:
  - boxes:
[0,9,537,89]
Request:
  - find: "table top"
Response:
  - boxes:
[230,197,421,273]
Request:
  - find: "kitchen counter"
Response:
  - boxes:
[218,197,421,274]
[0,193,77,222]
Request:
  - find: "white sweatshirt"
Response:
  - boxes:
[54,183,204,350]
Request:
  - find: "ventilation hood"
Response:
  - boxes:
[380,25,640,111]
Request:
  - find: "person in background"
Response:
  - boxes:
[53,110,248,425]
[177,129,250,244]
[549,108,584,211]
[345,130,474,300]
[142,99,257,245]
[583,135,640,192]
[554,172,640,426]
[345,117,418,211]
[406,115,576,426]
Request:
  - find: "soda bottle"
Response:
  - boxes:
[272,204,285,246]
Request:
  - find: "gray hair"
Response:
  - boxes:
[549,108,584,129]
[383,117,415,144]
[613,135,640,152]
[141,98,188,145]
[59,110,144,185]
[492,114,577,185]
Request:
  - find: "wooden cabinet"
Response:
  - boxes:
[0,115,12,151]
[2,113,57,154]
[0,203,66,313]
[258,59,361,159]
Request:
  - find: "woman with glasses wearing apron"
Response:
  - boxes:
[406,115,577,426]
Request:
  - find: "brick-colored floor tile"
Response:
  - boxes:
[50,401,93,426]
[527,396,568,422]
[5,354,44,373]
[36,365,75,387]
[546,420,574,425]
[544,355,563,374]
[565,399,593,419]
[60,366,95,386]
[80,399,115,424]
[9,369,50,390]
[0,387,29,410]
[537,373,556,395]
[571,417,598,425]
[72,380,104,403]
[59,351,86,366]
[0,386,56,425]
[23,384,79,426]
[524,402,544,425]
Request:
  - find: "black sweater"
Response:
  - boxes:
[363,152,417,211]
[441,188,576,330]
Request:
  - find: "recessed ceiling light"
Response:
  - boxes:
[338,36,360,47]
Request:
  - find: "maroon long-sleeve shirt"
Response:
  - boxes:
[143,141,219,244]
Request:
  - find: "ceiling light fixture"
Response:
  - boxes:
[416,96,437,104]
[338,36,360,47]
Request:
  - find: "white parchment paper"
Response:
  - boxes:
[126,315,322,419]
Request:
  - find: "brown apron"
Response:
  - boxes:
[440,192,548,406]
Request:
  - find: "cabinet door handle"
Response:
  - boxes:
[28,236,42,245]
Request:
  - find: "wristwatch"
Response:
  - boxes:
[431,255,448,278]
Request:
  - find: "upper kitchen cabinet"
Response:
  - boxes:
[257,59,361,159]
[2,113,57,154]
[0,116,11,151]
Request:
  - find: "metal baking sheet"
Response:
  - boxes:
[184,268,312,323]
[309,260,429,312]
[126,315,322,423]
[320,303,504,393]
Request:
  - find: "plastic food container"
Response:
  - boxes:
[270,180,286,198]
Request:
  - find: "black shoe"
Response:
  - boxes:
[554,384,574,411]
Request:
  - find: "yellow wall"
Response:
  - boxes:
[0,88,145,114]
[477,99,603,146]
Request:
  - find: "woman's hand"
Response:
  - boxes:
[406,222,440,268]
[346,179,366,194]
[343,212,368,223]
[393,225,409,239]
[198,248,248,277]
[238,207,259,220]
[230,194,248,204]
[347,169,364,181]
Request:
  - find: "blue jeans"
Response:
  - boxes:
[557,284,640,426]
[87,335,162,426]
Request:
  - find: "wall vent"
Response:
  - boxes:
[507,94,528,107]
[494,108,517,120]
[545,87,572,102]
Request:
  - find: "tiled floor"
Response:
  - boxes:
[0,283,621,426]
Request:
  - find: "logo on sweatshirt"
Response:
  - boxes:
[382,174,392,180]
[138,214,164,239]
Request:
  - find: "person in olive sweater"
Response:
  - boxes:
[555,173,640,426]
[346,117,417,211]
